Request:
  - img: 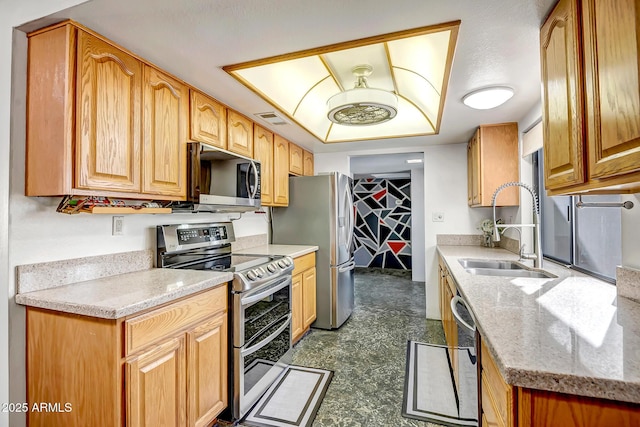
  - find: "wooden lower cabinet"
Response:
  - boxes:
[479,335,640,427]
[302,267,317,328]
[26,286,228,427]
[126,336,188,427]
[438,255,459,389]
[292,252,317,343]
[187,313,228,427]
[291,274,304,339]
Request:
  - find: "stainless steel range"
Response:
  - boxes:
[156,222,294,421]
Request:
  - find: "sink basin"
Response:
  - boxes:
[464,267,557,279]
[458,258,526,270]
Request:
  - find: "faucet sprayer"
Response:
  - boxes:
[490,182,543,268]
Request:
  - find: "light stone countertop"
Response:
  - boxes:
[437,245,640,404]
[15,268,232,319]
[234,244,319,258]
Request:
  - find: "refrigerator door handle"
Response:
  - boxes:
[338,259,356,273]
[344,184,355,252]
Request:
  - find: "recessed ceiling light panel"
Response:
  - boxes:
[224,22,460,143]
[406,159,423,164]
[462,87,514,110]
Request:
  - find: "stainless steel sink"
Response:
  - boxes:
[463,267,557,279]
[458,258,525,270]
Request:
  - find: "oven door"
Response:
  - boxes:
[234,313,292,419]
[234,275,292,347]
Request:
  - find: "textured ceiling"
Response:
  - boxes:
[25,0,557,153]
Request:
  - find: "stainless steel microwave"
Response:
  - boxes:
[184,142,261,212]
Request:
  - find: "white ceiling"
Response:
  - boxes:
[23,0,556,154]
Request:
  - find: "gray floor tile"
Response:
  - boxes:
[289,271,447,427]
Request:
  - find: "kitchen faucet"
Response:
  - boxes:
[491,182,543,268]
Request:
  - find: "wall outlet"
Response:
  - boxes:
[432,212,444,222]
[112,216,124,236]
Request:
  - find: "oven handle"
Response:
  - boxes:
[241,276,292,307]
[241,314,291,357]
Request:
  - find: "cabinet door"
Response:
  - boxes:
[471,133,481,205]
[583,0,640,180]
[540,0,585,190]
[227,110,253,157]
[467,142,473,206]
[292,273,303,341]
[303,150,314,176]
[302,267,317,328]
[142,66,188,198]
[254,125,274,205]
[126,336,187,427]
[273,135,290,206]
[187,313,227,427]
[289,143,304,175]
[190,90,227,149]
[76,30,142,193]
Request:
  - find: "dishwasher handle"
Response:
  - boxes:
[450,295,476,333]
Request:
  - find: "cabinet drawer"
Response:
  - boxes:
[481,340,512,425]
[292,252,315,276]
[481,372,506,427]
[126,285,227,355]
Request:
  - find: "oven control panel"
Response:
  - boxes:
[156,222,235,257]
[177,226,228,244]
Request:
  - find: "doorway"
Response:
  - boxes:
[349,152,425,282]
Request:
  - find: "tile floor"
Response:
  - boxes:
[289,270,446,427]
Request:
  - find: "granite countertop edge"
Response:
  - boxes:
[15,270,233,320]
[234,244,319,258]
[437,244,640,404]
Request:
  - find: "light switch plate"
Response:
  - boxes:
[112,216,124,235]
[432,212,444,222]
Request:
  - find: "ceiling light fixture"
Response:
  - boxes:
[406,159,423,164]
[327,65,398,126]
[462,86,514,110]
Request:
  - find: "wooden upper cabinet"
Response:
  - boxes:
[540,0,585,190]
[540,0,640,194]
[273,135,290,206]
[253,125,274,206]
[190,90,227,150]
[468,133,481,206]
[303,150,314,176]
[289,143,304,175]
[76,30,142,193]
[142,66,188,198]
[582,0,640,180]
[227,110,253,157]
[468,123,519,207]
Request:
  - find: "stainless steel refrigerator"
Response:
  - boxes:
[272,172,355,329]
